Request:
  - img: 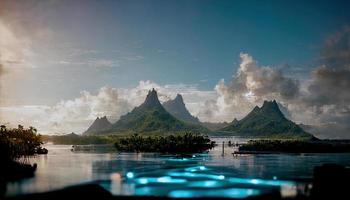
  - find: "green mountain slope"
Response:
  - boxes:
[111,89,208,134]
[220,100,314,139]
[163,94,200,124]
[83,116,112,135]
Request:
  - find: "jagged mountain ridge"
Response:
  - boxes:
[110,89,207,134]
[163,94,200,124]
[220,100,313,138]
[83,116,112,135]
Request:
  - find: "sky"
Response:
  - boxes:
[1,0,350,138]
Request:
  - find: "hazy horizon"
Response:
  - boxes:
[1,0,350,138]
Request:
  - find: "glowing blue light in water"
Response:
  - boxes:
[218,175,225,180]
[138,178,148,184]
[134,176,187,184]
[273,176,278,180]
[185,166,207,172]
[168,172,226,180]
[228,177,295,187]
[168,188,261,198]
[126,172,134,179]
[188,180,223,188]
[157,176,187,183]
[157,176,170,183]
[251,179,259,184]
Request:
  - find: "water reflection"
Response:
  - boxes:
[5,139,350,198]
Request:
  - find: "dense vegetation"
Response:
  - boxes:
[239,140,350,153]
[221,100,313,139]
[114,133,215,153]
[0,125,47,159]
[84,90,208,136]
[109,90,208,134]
[0,125,46,188]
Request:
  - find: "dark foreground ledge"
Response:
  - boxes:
[6,184,112,200]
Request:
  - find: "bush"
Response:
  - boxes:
[114,133,215,153]
[0,125,46,160]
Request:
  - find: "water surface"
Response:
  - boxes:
[6,137,350,198]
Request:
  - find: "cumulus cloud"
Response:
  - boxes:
[293,26,350,138]
[0,87,131,134]
[232,53,299,100]
[0,81,216,134]
[321,26,350,69]
[198,27,350,138]
[198,53,300,122]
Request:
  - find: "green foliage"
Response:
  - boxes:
[0,125,44,184]
[111,106,208,134]
[99,89,210,135]
[221,101,312,138]
[114,133,215,153]
[0,125,45,160]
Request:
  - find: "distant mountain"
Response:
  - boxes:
[220,100,314,139]
[83,116,112,135]
[110,89,207,134]
[163,94,200,124]
[66,132,80,137]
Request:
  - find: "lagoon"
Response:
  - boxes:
[6,137,350,198]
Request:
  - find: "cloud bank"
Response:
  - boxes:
[197,53,300,123]
[0,81,216,134]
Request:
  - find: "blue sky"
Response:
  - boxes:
[2,0,350,104]
[1,0,350,136]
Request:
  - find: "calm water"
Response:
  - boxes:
[6,137,350,198]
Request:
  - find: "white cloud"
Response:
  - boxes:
[0,87,130,134]
[0,81,215,134]
[197,53,300,122]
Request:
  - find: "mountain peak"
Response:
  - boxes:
[83,116,112,135]
[232,118,238,124]
[111,89,207,134]
[221,99,312,139]
[261,100,283,117]
[170,94,185,107]
[163,94,200,124]
[174,94,184,102]
[262,100,278,108]
[142,89,162,108]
